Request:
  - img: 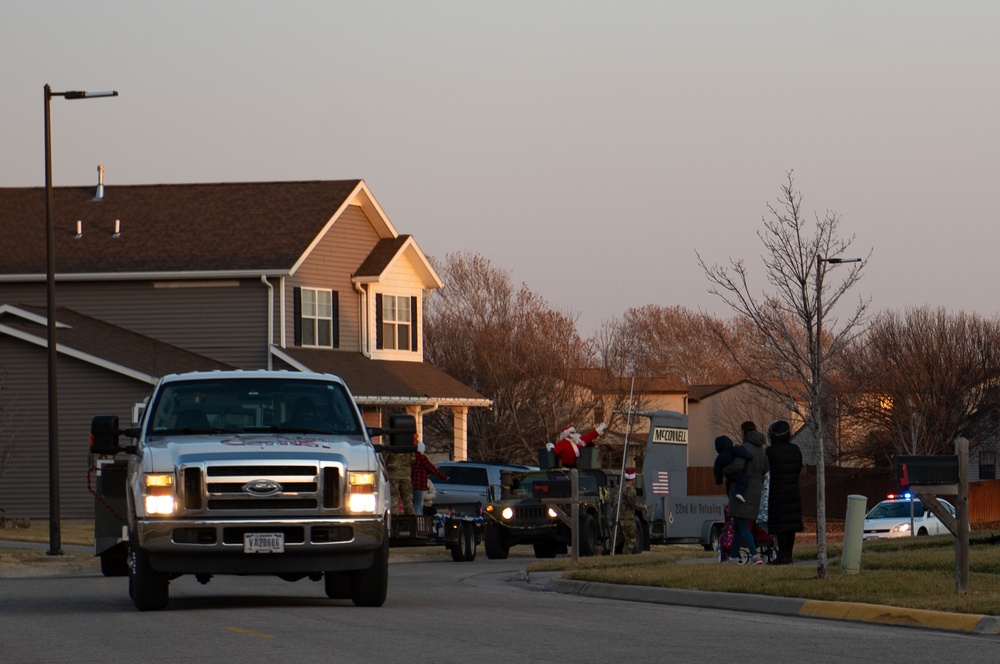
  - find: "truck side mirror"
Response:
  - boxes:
[90,414,122,455]
[369,413,418,453]
[387,414,416,447]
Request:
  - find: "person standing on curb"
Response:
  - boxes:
[725,422,769,564]
[765,420,804,565]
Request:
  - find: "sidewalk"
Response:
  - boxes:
[0,541,100,579]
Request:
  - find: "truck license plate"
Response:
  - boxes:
[244,532,285,553]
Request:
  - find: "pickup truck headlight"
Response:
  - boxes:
[348,471,377,514]
[144,473,175,515]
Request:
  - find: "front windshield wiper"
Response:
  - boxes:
[155,427,230,435]
[257,425,334,435]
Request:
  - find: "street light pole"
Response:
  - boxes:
[813,255,860,577]
[43,84,118,556]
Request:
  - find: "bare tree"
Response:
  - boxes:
[600,305,747,385]
[697,171,871,578]
[423,252,597,463]
[840,307,1000,465]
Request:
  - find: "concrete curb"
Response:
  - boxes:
[542,577,1000,636]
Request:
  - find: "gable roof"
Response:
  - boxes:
[0,179,414,278]
[353,236,443,289]
[274,347,490,407]
[0,305,231,384]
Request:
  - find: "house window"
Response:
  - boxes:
[301,288,334,347]
[980,451,996,480]
[381,295,411,351]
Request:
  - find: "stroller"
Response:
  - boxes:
[719,505,778,564]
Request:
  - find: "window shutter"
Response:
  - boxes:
[331,290,340,349]
[375,294,384,350]
[293,287,302,346]
[410,295,418,352]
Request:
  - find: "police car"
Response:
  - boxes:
[862,494,956,539]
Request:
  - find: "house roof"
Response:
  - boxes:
[0,305,231,384]
[273,347,491,407]
[353,236,443,289]
[0,180,379,277]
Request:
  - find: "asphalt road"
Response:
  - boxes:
[2,552,1000,663]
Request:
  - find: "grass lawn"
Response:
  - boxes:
[529,533,1000,616]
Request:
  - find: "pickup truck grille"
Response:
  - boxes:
[180,463,342,513]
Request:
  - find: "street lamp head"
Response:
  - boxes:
[822,257,861,264]
[60,90,119,100]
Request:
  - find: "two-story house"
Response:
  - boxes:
[0,177,489,518]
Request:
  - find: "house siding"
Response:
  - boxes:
[687,383,798,467]
[0,279,269,369]
[285,205,379,354]
[0,337,153,519]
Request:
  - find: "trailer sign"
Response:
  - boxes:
[652,427,687,444]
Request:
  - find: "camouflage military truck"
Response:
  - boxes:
[481,466,646,559]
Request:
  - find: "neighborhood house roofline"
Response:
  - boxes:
[0,270,292,283]
[0,179,436,278]
[271,347,491,408]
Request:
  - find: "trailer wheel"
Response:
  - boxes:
[707,525,722,553]
[130,538,169,611]
[463,521,477,561]
[484,524,509,560]
[450,522,473,562]
[578,513,598,557]
[351,526,389,607]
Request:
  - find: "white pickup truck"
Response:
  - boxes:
[89,370,415,611]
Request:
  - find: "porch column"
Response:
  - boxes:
[452,406,468,461]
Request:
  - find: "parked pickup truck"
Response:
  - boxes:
[88,370,415,611]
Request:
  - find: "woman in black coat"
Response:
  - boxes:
[765,420,803,564]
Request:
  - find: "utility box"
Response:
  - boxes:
[894,455,959,486]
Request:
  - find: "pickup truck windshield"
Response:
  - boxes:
[147,377,363,436]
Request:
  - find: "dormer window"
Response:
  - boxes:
[376,294,417,352]
[381,295,411,351]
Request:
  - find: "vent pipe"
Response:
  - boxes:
[92,165,105,201]
[75,220,83,239]
[113,219,121,237]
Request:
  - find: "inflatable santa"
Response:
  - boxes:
[546,422,607,467]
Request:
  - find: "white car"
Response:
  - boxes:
[863,494,956,539]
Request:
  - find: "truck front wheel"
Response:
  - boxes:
[351,527,389,607]
[484,524,509,560]
[130,539,169,611]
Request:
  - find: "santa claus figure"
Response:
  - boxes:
[546,422,607,467]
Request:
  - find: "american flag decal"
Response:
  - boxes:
[652,470,670,495]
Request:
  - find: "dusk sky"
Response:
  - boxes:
[4,2,998,336]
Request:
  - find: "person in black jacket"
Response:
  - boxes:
[765,420,804,565]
